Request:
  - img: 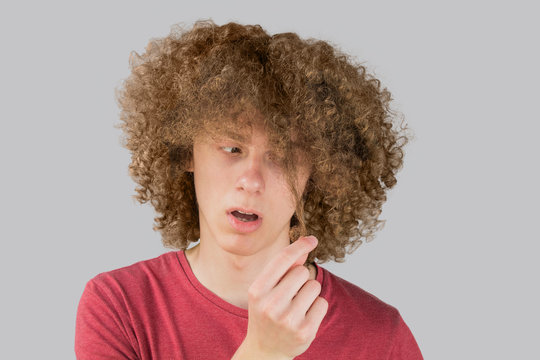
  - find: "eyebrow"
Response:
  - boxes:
[212,131,250,144]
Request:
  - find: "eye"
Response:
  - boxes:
[222,146,242,154]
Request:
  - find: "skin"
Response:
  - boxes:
[238,236,327,359]
[184,120,316,310]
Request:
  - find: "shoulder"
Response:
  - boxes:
[320,266,402,333]
[85,251,179,298]
[75,253,180,359]
[316,267,423,357]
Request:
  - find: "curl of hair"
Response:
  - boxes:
[114,19,413,265]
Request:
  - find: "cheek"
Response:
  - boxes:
[271,182,298,216]
[193,166,224,208]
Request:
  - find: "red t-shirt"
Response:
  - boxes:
[75,250,423,359]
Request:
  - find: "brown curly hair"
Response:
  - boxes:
[114,19,412,265]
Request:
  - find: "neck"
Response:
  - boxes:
[184,235,317,310]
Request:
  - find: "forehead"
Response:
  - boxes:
[199,117,266,145]
[210,127,250,142]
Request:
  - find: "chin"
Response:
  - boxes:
[219,233,259,253]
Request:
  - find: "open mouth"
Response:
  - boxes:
[230,210,259,222]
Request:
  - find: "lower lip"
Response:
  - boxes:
[227,212,263,233]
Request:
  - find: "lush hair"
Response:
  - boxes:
[114,19,412,264]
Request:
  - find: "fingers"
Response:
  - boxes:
[251,236,318,296]
[243,236,326,359]
[289,280,322,321]
[302,296,328,336]
[270,265,312,312]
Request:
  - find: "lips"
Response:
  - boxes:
[226,207,263,219]
[227,210,263,233]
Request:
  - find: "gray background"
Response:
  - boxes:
[1,0,538,359]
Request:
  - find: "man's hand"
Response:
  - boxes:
[240,236,328,360]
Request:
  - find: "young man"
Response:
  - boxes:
[75,20,423,359]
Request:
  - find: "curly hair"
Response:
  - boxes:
[114,19,412,265]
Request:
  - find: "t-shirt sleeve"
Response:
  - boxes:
[75,278,139,360]
[388,313,424,360]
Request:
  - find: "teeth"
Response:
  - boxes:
[237,210,254,215]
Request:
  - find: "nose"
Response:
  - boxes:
[236,156,265,194]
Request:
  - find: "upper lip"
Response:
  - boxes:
[227,207,263,219]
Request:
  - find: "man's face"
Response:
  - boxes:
[188,123,311,255]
